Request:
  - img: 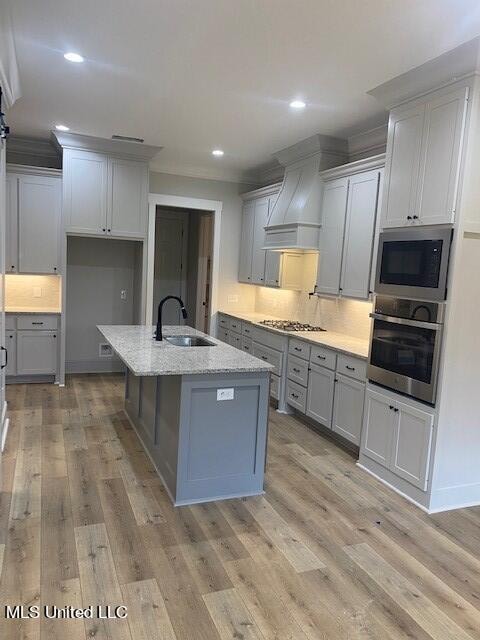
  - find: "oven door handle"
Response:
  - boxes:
[369,312,442,330]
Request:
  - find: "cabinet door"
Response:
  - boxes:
[63,149,108,234]
[251,197,269,285]
[340,170,380,299]
[332,374,365,445]
[238,202,255,283]
[18,175,61,274]
[391,399,434,490]
[108,158,148,238]
[361,388,395,468]
[5,331,16,376]
[16,331,58,375]
[264,251,281,287]
[382,103,425,228]
[415,87,468,225]
[5,173,18,273]
[306,363,335,428]
[316,178,348,295]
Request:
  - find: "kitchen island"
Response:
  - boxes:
[97,324,273,506]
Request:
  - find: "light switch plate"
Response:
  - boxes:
[217,388,234,401]
[33,287,42,298]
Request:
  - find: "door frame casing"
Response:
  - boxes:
[146,193,222,335]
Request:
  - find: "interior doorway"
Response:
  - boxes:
[153,206,214,332]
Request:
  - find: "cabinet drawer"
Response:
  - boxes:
[230,332,242,349]
[229,318,242,334]
[337,354,366,381]
[241,337,253,353]
[242,322,254,338]
[17,315,58,330]
[250,326,286,352]
[287,354,309,387]
[252,343,283,376]
[5,315,16,330]
[270,373,280,400]
[289,338,311,361]
[217,314,230,329]
[310,345,337,370]
[286,380,307,413]
[217,328,229,343]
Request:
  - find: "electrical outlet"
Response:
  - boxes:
[99,343,113,358]
[120,290,127,301]
[33,287,42,298]
[228,295,239,304]
[217,388,234,401]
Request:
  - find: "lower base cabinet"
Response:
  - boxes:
[17,331,58,375]
[306,364,335,427]
[332,373,365,445]
[361,387,434,491]
[5,331,16,376]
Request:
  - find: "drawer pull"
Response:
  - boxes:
[291,393,299,399]
[32,322,44,325]
[292,367,301,373]
[345,365,355,371]
[317,355,326,360]
[244,346,250,351]
[294,347,302,352]
[261,356,268,361]
[244,328,250,333]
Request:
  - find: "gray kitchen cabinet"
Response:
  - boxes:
[362,388,396,467]
[391,398,434,491]
[332,373,365,445]
[340,170,381,299]
[306,362,335,428]
[18,174,61,273]
[63,148,148,239]
[107,157,148,238]
[5,331,16,377]
[382,86,468,228]
[238,202,255,283]
[251,196,269,284]
[16,330,58,375]
[5,172,18,272]
[63,148,109,235]
[361,386,434,491]
[264,250,281,287]
[316,177,348,295]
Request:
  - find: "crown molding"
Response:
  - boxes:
[320,153,386,181]
[7,135,60,158]
[240,181,283,201]
[347,125,387,162]
[53,131,162,161]
[6,162,62,177]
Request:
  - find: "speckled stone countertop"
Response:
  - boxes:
[97,325,275,376]
[219,310,370,360]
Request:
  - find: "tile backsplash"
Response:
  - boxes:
[5,274,62,312]
[254,287,373,340]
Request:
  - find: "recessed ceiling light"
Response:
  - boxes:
[55,124,70,131]
[212,149,224,157]
[64,52,84,63]
[290,100,306,109]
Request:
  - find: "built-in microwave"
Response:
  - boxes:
[375,227,453,301]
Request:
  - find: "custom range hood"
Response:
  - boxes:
[263,134,347,251]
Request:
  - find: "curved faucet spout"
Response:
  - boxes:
[155,296,188,341]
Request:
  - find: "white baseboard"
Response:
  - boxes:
[356,462,430,513]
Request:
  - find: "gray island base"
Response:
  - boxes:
[97,325,273,506]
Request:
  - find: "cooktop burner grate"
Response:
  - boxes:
[259,320,326,332]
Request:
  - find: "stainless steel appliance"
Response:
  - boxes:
[375,227,453,301]
[367,296,445,405]
[259,320,326,332]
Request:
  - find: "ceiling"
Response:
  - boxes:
[6,0,480,182]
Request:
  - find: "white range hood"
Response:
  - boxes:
[263,134,347,251]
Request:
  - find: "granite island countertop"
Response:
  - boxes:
[219,310,370,360]
[97,324,275,376]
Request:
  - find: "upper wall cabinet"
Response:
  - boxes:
[6,170,62,274]
[316,163,383,300]
[382,86,468,228]
[63,148,149,239]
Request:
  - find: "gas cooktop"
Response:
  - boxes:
[259,320,326,332]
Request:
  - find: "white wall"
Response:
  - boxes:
[149,172,256,315]
[66,236,141,373]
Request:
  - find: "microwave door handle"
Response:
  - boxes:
[369,312,442,330]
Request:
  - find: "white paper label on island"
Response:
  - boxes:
[217,388,234,401]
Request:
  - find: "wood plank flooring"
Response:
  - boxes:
[1,374,480,640]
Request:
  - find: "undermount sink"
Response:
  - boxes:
[164,335,216,347]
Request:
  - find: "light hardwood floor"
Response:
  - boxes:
[1,374,480,640]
